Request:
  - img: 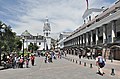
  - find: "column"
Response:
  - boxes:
[69,49,70,54]
[90,31,93,46]
[70,49,72,54]
[74,49,76,55]
[83,34,85,46]
[74,38,75,45]
[111,20,116,43]
[96,28,98,45]
[103,24,107,44]
[77,37,79,45]
[86,33,88,46]
[76,37,77,45]
[79,36,82,46]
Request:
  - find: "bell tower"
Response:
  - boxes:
[43,17,51,37]
[43,17,51,50]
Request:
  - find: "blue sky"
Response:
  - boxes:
[0,0,117,39]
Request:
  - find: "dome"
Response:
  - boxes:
[21,30,32,37]
[43,18,51,31]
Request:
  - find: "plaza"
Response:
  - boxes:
[0,56,120,79]
[0,0,120,79]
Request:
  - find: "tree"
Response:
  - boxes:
[0,21,22,65]
[28,43,34,53]
[33,43,39,52]
[2,26,16,52]
[28,43,39,53]
[0,21,22,54]
[14,37,22,52]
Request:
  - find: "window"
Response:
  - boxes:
[89,16,91,21]
[46,33,48,36]
[39,42,41,45]
[84,20,86,24]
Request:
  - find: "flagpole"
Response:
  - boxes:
[86,0,88,9]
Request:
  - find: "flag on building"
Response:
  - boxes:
[86,0,89,9]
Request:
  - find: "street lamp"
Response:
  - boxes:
[22,37,25,58]
[0,23,6,66]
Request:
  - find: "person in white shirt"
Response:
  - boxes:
[96,53,105,76]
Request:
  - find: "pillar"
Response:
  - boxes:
[83,34,85,46]
[80,36,82,46]
[111,20,116,43]
[86,33,88,46]
[96,28,98,45]
[103,24,107,44]
[78,37,79,45]
[90,31,93,46]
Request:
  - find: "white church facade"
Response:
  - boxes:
[20,17,52,51]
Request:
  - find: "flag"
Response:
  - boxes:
[86,0,89,9]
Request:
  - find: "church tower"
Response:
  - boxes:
[43,17,51,50]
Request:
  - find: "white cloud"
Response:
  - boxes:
[0,0,115,39]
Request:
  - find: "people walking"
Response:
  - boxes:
[30,54,35,66]
[12,55,17,69]
[25,55,30,68]
[96,53,105,76]
[19,56,24,68]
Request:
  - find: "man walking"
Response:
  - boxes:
[30,54,35,66]
[96,53,105,76]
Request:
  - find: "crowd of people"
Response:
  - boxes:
[1,49,106,76]
[1,50,65,68]
[2,53,35,69]
[44,50,63,63]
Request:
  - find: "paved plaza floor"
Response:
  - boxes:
[0,56,119,79]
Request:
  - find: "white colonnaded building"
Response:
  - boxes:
[64,0,120,60]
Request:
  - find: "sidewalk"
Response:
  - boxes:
[63,54,120,78]
[0,66,4,70]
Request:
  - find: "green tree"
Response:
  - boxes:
[28,43,33,53]
[14,37,22,52]
[33,43,39,51]
[3,26,16,52]
[0,21,22,54]
[28,43,39,53]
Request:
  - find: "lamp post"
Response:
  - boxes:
[22,37,25,58]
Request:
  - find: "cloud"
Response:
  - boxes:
[0,0,116,39]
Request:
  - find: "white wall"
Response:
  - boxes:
[84,11,102,24]
[46,37,51,50]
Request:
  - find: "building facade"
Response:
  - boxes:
[21,30,45,51]
[64,0,120,60]
[58,32,72,49]
[20,17,53,51]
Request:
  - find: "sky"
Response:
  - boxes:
[0,0,117,39]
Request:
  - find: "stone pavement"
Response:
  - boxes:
[64,54,120,78]
[0,56,120,79]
